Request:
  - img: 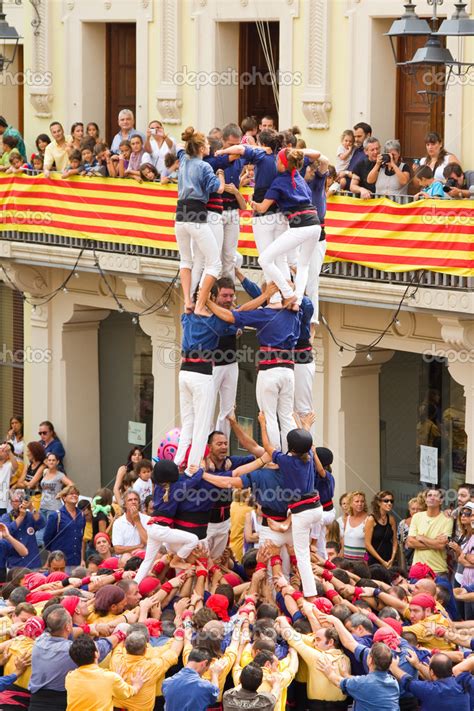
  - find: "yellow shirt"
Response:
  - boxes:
[83,519,93,544]
[110,643,179,709]
[183,642,237,701]
[408,511,453,573]
[288,634,350,702]
[404,612,456,651]
[43,136,72,172]
[4,636,34,688]
[65,663,136,711]
[233,646,298,711]
[230,501,253,561]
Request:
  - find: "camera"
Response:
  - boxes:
[381,153,391,166]
[443,177,457,193]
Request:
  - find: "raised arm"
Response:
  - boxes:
[227,413,265,457]
[237,283,278,312]
[258,412,276,457]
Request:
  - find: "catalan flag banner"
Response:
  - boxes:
[0,175,472,276]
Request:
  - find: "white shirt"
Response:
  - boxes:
[132,477,153,505]
[149,136,176,174]
[0,461,13,508]
[111,512,150,547]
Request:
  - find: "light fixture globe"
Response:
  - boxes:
[385,2,431,37]
[434,3,474,36]
[404,36,455,66]
[0,0,20,72]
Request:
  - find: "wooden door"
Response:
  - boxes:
[239,22,279,127]
[106,23,136,145]
[395,35,445,163]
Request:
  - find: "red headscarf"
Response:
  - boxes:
[94,532,111,547]
[381,617,403,636]
[373,626,400,651]
[313,597,333,614]
[23,573,47,591]
[98,557,119,571]
[410,593,437,611]
[206,594,230,622]
[23,616,45,639]
[138,577,161,597]
[278,148,297,188]
[409,563,435,580]
[60,595,81,617]
[45,572,69,583]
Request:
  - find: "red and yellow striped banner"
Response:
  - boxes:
[0,174,472,275]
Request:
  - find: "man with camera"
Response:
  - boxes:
[443,163,474,199]
[350,137,381,199]
[1,489,45,568]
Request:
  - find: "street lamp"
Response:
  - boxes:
[0,0,21,72]
[387,0,474,100]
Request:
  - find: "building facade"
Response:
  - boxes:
[0,0,472,514]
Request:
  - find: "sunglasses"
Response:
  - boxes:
[460,510,472,516]
[38,431,49,435]
[381,498,394,504]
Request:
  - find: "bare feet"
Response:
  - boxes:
[282,295,298,310]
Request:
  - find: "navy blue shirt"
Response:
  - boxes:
[2,510,45,568]
[315,470,335,506]
[162,666,219,711]
[301,156,328,223]
[243,147,278,192]
[42,438,65,463]
[241,277,262,300]
[232,308,302,349]
[399,672,473,711]
[265,171,312,213]
[0,539,15,573]
[181,313,234,353]
[297,297,314,343]
[240,468,290,515]
[272,451,315,499]
[347,146,365,173]
[152,470,204,518]
[43,505,85,566]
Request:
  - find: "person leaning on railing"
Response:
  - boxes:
[442,163,474,199]
[368,140,411,197]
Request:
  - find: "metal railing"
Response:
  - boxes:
[0,188,471,291]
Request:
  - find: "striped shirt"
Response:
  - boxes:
[343,516,367,560]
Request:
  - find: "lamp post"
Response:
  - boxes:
[0,0,21,72]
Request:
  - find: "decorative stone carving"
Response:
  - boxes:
[156,0,182,125]
[301,0,332,130]
[301,101,332,130]
[29,0,53,117]
[98,253,141,275]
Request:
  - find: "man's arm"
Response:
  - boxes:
[227,413,264,457]
[258,412,276,457]
[237,283,278,312]
[206,300,236,323]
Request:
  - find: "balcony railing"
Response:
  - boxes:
[0,175,472,290]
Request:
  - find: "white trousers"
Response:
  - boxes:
[135,523,199,584]
[206,520,230,559]
[294,361,316,418]
[258,224,321,302]
[259,525,292,579]
[307,238,327,323]
[212,362,239,439]
[252,213,288,303]
[176,221,221,280]
[291,506,323,597]
[221,209,240,278]
[311,508,336,558]
[174,370,215,472]
[191,213,224,295]
[256,368,296,451]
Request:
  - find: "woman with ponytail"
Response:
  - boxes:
[175,127,225,315]
[251,148,321,308]
[215,130,288,304]
[134,460,203,583]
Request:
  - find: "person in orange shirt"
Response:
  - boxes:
[65,634,144,711]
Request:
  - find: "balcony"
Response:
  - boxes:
[0,173,472,291]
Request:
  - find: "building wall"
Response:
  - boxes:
[12,0,473,167]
